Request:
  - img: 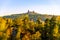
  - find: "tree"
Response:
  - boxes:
[53,24,59,40]
[22,14,30,30]
[44,18,50,40]
[0,17,7,32]
[36,17,43,30]
[50,16,58,40]
[22,31,31,40]
[29,19,35,33]
[31,31,41,40]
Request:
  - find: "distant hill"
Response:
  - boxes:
[3,11,53,21]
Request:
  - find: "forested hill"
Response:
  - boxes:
[0,11,60,40]
[3,11,53,21]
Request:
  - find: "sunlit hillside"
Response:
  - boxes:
[0,11,60,40]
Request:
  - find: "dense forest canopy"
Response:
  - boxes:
[0,12,60,40]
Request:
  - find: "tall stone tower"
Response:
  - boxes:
[28,10,30,14]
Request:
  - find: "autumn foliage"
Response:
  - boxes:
[0,14,60,40]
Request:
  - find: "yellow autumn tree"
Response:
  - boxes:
[22,31,31,40]
[31,31,41,40]
[53,25,59,37]
[0,17,7,32]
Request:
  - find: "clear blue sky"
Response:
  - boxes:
[0,0,60,16]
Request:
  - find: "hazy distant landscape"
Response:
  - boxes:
[0,11,60,40]
[3,11,53,21]
[0,0,60,40]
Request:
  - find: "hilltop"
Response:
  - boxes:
[3,11,53,21]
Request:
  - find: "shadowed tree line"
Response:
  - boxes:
[0,14,60,40]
